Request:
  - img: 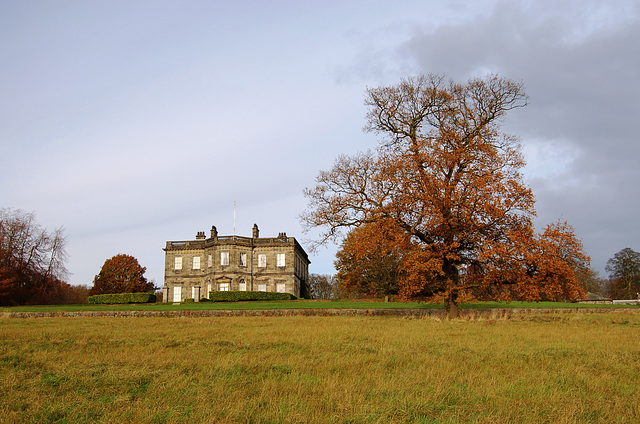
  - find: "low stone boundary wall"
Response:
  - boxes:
[3,307,639,319]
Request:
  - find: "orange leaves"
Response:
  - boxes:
[90,254,153,295]
[470,221,589,302]
[335,220,410,297]
[398,249,446,300]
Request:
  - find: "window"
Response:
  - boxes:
[277,253,285,267]
[276,283,286,293]
[221,252,229,266]
[207,255,212,268]
[173,286,182,302]
[257,283,267,292]
[174,257,182,270]
[219,282,230,291]
[239,279,247,291]
[258,254,266,268]
[239,252,247,267]
[192,256,200,270]
[191,286,197,299]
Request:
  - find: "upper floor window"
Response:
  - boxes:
[174,257,182,270]
[221,252,229,266]
[192,256,200,270]
[258,254,267,268]
[239,252,247,267]
[207,255,212,268]
[277,253,286,267]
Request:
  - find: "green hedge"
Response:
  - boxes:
[88,293,157,304]
[209,291,297,302]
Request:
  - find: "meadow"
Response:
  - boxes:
[0,299,630,313]
[1,312,639,423]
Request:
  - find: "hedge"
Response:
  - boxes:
[209,291,297,302]
[88,293,157,304]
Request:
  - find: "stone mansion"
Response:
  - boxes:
[162,224,310,302]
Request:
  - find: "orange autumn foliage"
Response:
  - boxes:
[335,220,414,297]
[470,221,587,302]
[90,254,154,295]
[303,74,589,316]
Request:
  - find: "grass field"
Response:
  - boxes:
[1,312,639,423]
[0,299,633,313]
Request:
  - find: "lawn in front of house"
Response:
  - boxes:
[1,312,639,423]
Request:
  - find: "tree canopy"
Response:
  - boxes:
[335,220,410,298]
[0,208,69,305]
[90,254,154,295]
[606,248,640,299]
[308,274,339,299]
[303,74,588,316]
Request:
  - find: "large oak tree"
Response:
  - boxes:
[303,74,587,316]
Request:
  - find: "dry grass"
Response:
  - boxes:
[1,312,639,423]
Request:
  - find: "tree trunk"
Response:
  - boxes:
[443,260,461,319]
[444,290,460,319]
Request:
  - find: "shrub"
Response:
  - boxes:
[87,293,157,304]
[209,291,297,302]
[182,298,194,304]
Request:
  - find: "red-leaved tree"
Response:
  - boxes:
[90,254,154,295]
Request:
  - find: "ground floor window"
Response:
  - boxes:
[257,283,267,292]
[276,283,286,293]
[219,282,230,291]
[173,286,182,302]
[239,279,247,291]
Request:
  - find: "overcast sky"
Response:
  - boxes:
[2,0,638,287]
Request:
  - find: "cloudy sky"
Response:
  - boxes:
[1,0,638,287]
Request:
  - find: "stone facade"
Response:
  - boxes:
[162,224,310,302]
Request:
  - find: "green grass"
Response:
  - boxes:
[1,312,640,423]
[1,299,633,313]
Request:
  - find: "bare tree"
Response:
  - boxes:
[606,248,640,299]
[0,208,68,305]
[308,274,338,299]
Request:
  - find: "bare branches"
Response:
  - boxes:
[0,208,69,305]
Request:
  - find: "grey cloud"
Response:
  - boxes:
[355,1,640,273]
